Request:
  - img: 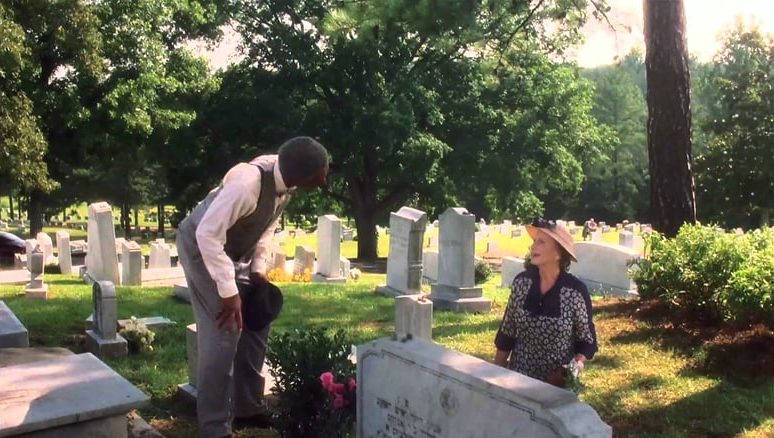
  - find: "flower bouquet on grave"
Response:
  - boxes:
[563,358,584,394]
[319,371,357,437]
[119,316,154,354]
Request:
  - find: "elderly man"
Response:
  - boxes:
[176,136,329,438]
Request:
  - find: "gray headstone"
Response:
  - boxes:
[619,231,634,248]
[395,295,432,340]
[292,246,315,277]
[173,280,191,303]
[25,250,48,300]
[377,207,427,297]
[422,250,438,284]
[25,239,38,271]
[178,323,199,402]
[270,250,286,273]
[429,208,491,312]
[313,215,346,282]
[501,256,526,288]
[121,241,143,285]
[571,242,639,297]
[85,281,127,358]
[56,230,72,275]
[0,300,29,347]
[340,256,351,279]
[36,232,54,265]
[357,338,611,437]
[86,202,120,285]
[0,353,149,436]
[149,240,171,269]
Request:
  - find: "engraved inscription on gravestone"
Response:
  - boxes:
[357,337,612,438]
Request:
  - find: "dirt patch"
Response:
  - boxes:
[596,299,774,385]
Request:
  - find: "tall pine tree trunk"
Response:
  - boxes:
[644,0,696,237]
[351,186,378,261]
[8,195,14,221]
[349,170,379,261]
[158,203,165,238]
[121,202,132,239]
[29,191,43,237]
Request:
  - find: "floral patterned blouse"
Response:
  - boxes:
[495,267,598,381]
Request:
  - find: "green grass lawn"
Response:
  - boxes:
[1,273,771,437]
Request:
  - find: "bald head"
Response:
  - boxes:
[277,137,329,188]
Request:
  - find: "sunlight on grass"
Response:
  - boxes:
[1,272,770,437]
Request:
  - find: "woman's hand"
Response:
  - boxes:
[494,349,510,367]
[574,353,587,373]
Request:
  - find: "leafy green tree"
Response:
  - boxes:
[0,4,53,194]
[695,25,774,227]
[1,1,97,232]
[63,0,226,237]
[224,0,609,260]
[578,55,648,221]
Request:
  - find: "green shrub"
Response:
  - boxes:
[630,225,774,325]
[474,259,493,284]
[267,328,356,438]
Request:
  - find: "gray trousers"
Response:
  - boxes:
[177,235,270,438]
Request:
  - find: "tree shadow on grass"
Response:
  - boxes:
[589,354,623,371]
[595,376,774,437]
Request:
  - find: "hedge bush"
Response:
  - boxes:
[266,328,356,438]
[630,224,774,325]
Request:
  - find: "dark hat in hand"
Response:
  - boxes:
[236,280,284,331]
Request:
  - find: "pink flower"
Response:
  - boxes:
[320,372,334,390]
[348,377,357,392]
[330,382,345,395]
[333,394,346,410]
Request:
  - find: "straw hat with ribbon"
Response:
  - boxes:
[526,218,578,262]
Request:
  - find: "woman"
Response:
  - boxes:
[494,218,597,387]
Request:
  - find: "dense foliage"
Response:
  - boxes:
[631,224,774,326]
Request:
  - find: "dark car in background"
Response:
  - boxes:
[0,231,25,266]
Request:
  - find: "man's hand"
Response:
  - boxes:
[250,271,269,286]
[216,294,243,333]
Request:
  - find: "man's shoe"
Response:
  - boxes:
[233,412,273,430]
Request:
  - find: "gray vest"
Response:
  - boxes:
[179,160,286,266]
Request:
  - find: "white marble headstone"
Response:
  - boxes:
[571,242,639,297]
[619,231,634,248]
[35,232,54,264]
[313,215,345,282]
[429,208,490,312]
[149,241,172,269]
[357,337,611,438]
[422,250,438,284]
[121,241,143,285]
[55,231,72,275]
[395,295,432,340]
[86,202,120,285]
[377,207,427,296]
[292,246,315,276]
[501,256,526,288]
